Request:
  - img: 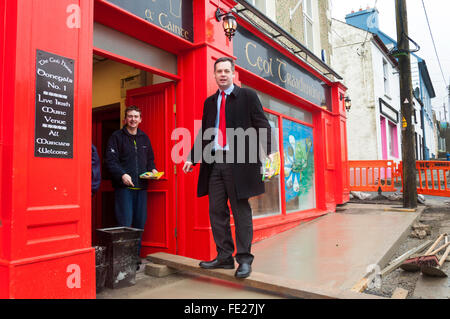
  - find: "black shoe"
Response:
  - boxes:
[199,258,235,269]
[235,263,252,278]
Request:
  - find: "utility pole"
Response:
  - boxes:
[447,81,450,122]
[395,0,417,208]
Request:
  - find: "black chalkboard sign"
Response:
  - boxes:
[34,50,74,158]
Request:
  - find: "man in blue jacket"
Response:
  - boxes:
[105,105,158,259]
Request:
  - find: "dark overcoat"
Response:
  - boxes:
[189,85,273,199]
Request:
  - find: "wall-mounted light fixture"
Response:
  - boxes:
[215,8,237,41]
[340,93,352,112]
[344,96,352,111]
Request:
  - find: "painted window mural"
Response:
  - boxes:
[283,119,316,212]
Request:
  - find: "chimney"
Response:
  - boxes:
[345,7,379,32]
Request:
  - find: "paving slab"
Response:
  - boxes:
[97,269,284,299]
[97,203,420,299]
[251,204,421,292]
[147,252,385,299]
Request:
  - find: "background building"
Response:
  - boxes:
[247,0,334,74]
[331,18,401,162]
[344,8,436,160]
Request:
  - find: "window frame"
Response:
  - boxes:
[303,0,314,50]
[382,58,390,97]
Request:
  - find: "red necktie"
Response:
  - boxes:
[219,91,227,147]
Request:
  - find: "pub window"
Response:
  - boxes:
[244,85,313,124]
[249,112,282,218]
[303,0,314,50]
[383,59,390,97]
[242,84,316,215]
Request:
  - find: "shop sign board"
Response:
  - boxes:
[34,50,74,158]
[379,98,399,124]
[107,0,194,42]
[234,26,331,109]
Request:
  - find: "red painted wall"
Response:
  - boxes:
[0,0,95,298]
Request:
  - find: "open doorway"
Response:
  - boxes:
[91,54,177,256]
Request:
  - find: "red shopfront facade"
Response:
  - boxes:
[0,0,349,298]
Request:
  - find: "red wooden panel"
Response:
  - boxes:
[0,0,95,298]
[138,91,167,174]
[325,118,335,170]
[142,191,167,248]
[127,83,176,256]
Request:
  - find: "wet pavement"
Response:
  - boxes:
[97,203,421,299]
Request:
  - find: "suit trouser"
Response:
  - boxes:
[208,162,254,265]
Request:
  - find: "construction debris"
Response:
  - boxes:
[417,194,426,204]
[400,234,443,271]
[409,222,432,239]
[350,191,426,204]
[410,229,428,239]
[387,192,403,201]
[412,222,432,234]
[379,240,432,277]
[350,191,372,200]
[421,243,450,277]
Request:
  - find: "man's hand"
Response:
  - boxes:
[183,161,193,174]
[122,174,135,187]
[268,152,276,162]
[263,153,277,179]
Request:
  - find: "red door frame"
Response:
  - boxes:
[91,103,120,242]
[126,82,177,256]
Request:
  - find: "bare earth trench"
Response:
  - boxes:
[355,198,450,299]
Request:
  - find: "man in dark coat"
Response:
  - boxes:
[183,57,274,278]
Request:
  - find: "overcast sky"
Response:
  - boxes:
[330,0,450,120]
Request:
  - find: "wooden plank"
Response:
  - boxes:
[147,252,386,299]
[391,287,408,299]
[351,277,370,293]
[384,208,416,212]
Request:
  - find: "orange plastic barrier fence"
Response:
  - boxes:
[349,160,397,192]
[413,161,450,197]
[351,160,450,197]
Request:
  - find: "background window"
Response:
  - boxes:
[248,0,266,13]
[303,0,314,50]
[388,122,398,157]
[243,84,313,124]
[383,59,390,96]
[249,0,276,21]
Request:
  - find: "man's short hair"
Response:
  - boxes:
[214,57,235,72]
[125,105,142,118]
